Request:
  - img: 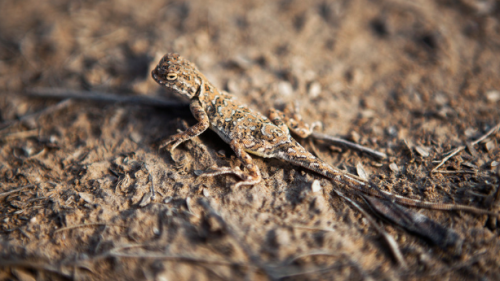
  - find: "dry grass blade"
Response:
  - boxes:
[0,185,34,199]
[328,191,408,268]
[198,199,275,278]
[432,123,500,172]
[311,131,387,159]
[0,129,38,141]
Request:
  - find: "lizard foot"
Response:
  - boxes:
[198,166,260,188]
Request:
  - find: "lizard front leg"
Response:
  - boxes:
[200,139,262,188]
[159,99,210,160]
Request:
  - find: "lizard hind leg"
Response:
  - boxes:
[269,103,322,139]
[198,139,262,188]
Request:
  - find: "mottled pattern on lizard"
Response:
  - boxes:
[151,52,370,191]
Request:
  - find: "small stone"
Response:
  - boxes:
[360,109,375,118]
[278,81,293,97]
[203,188,210,197]
[168,172,179,180]
[163,196,173,204]
[311,180,322,193]
[153,227,160,235]
[464,127,478,138]
[434,92,448,106]
[308,82,321,98]
[350,131,361,143]
[186,197,193,213]
[139,192,152,207]
[274,228,290,246]
[129,131,142,143]
[486,90,500,102]
[386,126,398,137]
[389,163,399,173]
[485,140,495,152]
[415,146,430,157]
[78,192,94,204]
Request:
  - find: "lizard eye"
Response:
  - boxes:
[166,73,178,80]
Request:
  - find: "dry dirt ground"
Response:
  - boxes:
[1,0,500,280]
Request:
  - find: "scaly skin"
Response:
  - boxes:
[151,53,492,214]
[151,52,367,189]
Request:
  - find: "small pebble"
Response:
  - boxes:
[415,146,430,157]
[311,180,322,192]
[278,81,293,97]
[308,82,321,98]
[485,140,495,152]
[139,192,152,207]
[203,188,210,197]
[350,131,361,143]
[389,162,399,173]
[486,90,500,102]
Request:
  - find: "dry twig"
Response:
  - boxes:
[432,123,500,172]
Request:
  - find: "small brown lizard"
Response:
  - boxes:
[151,53,490,213]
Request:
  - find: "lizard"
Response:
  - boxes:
[151,52,492,214]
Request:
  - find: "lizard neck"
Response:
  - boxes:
[197,77,226,105]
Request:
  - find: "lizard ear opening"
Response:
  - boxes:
[167,73,178,80]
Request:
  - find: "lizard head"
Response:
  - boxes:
[152,53,200,100]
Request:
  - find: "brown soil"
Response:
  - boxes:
[1,0,499,280]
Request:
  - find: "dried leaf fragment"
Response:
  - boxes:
[356,162,369,181]
[415,146,430,157]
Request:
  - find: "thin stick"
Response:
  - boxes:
[432,146,465,172]
[198,199,275,279]
[471,123,500,145]
[432,123,500,172]
[0,129,38,140]
[25,88,187,108]
[432,170,476,174]
[311,131,387,159]
[0,185,34,199]
[328,191,407,268]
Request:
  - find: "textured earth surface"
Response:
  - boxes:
[1,0,499,280]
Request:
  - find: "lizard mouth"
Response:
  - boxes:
[151,68,165,85]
